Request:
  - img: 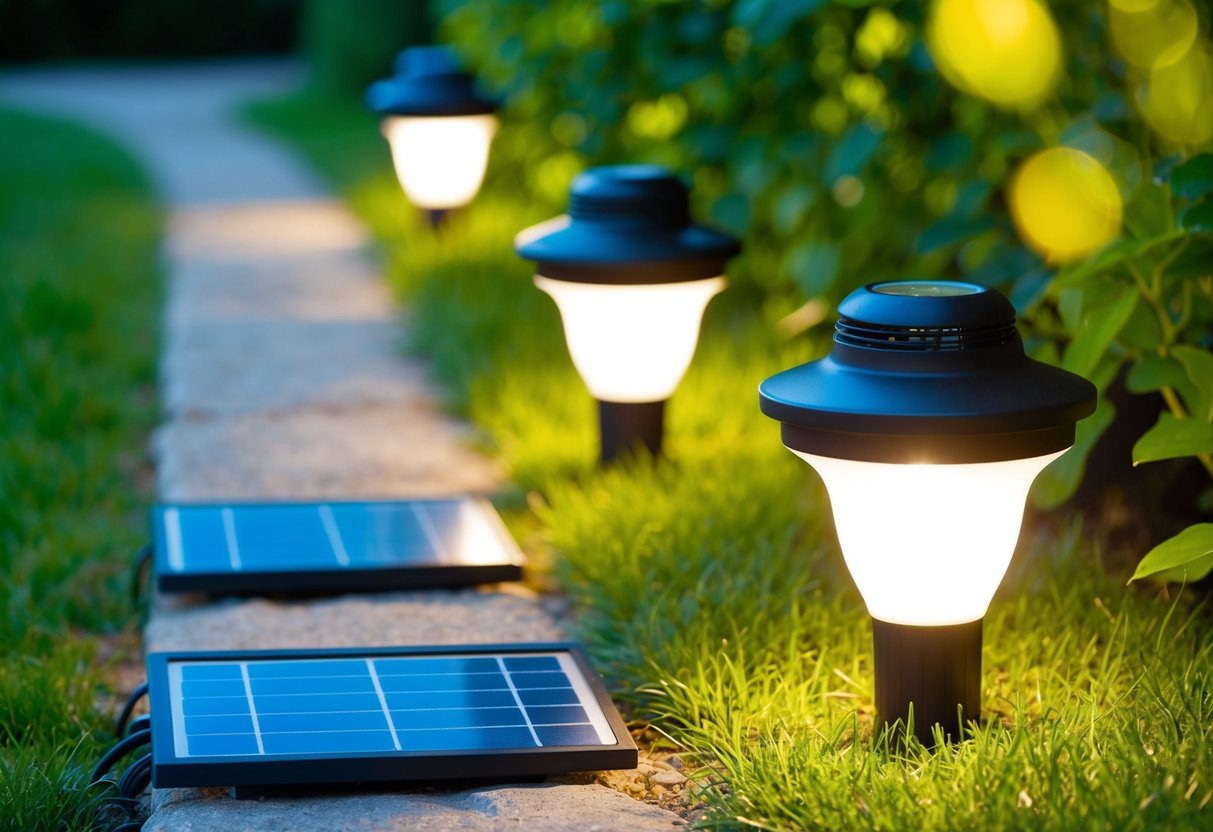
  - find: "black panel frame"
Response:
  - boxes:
[151,498,525,595]
[148,643,637,790]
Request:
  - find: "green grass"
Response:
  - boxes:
[247,94,1213,830]
[0,108,162,830]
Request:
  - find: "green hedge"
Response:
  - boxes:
[437,0,1213,578]
[438,1,1107,300]
[301,0,434,98]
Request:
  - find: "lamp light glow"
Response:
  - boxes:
[366,46,498,225]
[759,280,1097,744]
[516,165,740,462]
[383,114,496,210]
[797,450,1063,627]
[534,275,725,403]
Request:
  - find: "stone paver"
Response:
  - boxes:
[147,784,681,832]
[148,588,564,653]
[0,62,684,831]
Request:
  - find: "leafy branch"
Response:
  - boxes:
[1046,154,1213,583]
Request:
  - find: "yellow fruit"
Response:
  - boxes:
[928,0,1061,110]
[1141,42,1213,146]
[1009,148,1123,263]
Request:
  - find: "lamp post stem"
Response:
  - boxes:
[426,208,450,231]
[871,617,982,746]
[597,399,665,464]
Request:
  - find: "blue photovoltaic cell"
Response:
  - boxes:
[156,500,522,581]
[167,651,617,761]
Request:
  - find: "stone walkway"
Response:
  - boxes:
[1,61,683,831]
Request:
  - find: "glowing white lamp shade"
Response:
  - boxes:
[797,450,1064,626]
[383,114,497,210]
[534,275,725,403]
[517,165,741,462]
[366,46,498,222]
[760,280,1097,744]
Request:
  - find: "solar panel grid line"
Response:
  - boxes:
[409,502,449,562]
[221,507,242,571]
[496,656,542,747]
[318,504,351,567]
[152,499,526,594]
[178,658,593,754]
[238,664,266,755]
[365,659,403,751]
[164,507,185,572]
[149,645,637,789]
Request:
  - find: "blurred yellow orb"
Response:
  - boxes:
[1109,0,1198,70]
[1141,42,1213,146]
[1009,148,1123,263]
[1109,0,1161,10]
[928,0,1061,110]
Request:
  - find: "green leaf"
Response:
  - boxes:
[824,124,882,183]
[1060,282,1138,378]
[772,184,816,236]
[784,240,839,299]
[1170,153,1213,199]
[1129,523,1213,583]
[1008,267,1052,311]
[952,179,992,218]
[1057,286,1083,332]
[1152,154,1183,185]
[1132,412,1213,464]
[1172,345,1213,421]
[1123,182,1171,240]
[1181,198,1213,233]
[915,216,995,255]
[710,192,750,236]
[1126,355,1199,413]
[731,0,824,46]
[1115,300,1162,352]
[1093,92,1131,122]
[924,133,972,172]
[1164,238,1213,281]
[1031,395,1115,509]
[1051,230,1185,289]
[997,129,1042,154]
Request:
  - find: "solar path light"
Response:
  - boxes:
[516,165,740,463]
[758,280,1096,745]
[366,45,498,229]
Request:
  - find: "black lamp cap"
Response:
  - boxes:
[515,165,741,285]
[758,281,1098,464]
[366,45,498,117]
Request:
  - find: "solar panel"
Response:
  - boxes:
[152,499,525,594]
[147,644,637,791]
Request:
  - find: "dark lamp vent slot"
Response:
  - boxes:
[568,193,689,225]
[835,318,1017,351]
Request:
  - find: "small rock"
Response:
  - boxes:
[651,770,688,787]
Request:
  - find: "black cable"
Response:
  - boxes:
[114,683,149,736]
[118,753,153,801]
[93,795,138,827]
[91,729,151,785]
[129,543,152,608]
[125,715,151,737]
